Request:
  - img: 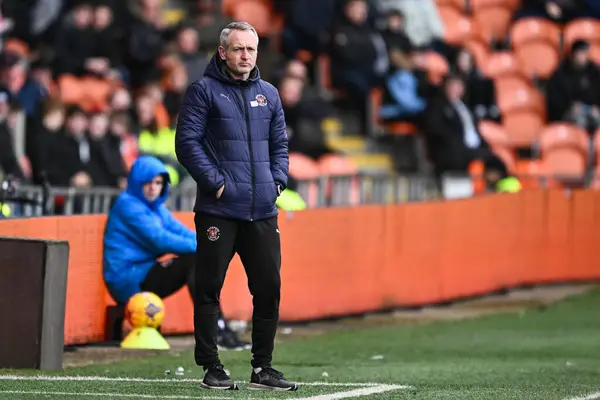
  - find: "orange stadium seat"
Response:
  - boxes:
[288,152,321,207]
[438,7,477,46]
[4,38,29,57]
[465,37,490,70]
[317,154,360,206]
[423,51,449,84]
[484,51,524,79]
[589,44,600,65]
[58,75,112,112]
[563,18,600,52]
[510,18,562,49]
[369,88,418,136]
[435,0,466,11]
[510,18,562,79]
[492,145,516,174]
[471,0,513,42]
[592,129,600,165]
[496,78,546,147]
[513,159,552,189]
[539,123,590,180]
[479,120,510,148]
[232,0,271,37]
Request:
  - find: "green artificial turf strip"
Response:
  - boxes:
[2,288,600,399]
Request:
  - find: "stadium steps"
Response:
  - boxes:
[347,153,395,173]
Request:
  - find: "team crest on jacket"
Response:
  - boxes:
[255,94,267,106]
[207,226,220,241]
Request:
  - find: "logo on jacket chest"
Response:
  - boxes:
[250,94,267,107]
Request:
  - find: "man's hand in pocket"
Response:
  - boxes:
[216,185,224,199]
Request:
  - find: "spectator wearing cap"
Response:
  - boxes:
[547,40,600,133]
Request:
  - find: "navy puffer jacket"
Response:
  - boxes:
[175,52,289,221]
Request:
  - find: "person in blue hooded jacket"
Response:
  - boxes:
[102,155,249,350]
[175,22,296,392]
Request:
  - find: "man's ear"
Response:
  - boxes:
[218,46,227,60]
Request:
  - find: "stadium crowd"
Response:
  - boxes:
[0,0,600,194]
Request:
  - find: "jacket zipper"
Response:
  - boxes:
[240,85,256,221]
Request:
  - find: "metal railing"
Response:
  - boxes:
[1,171,585,219]
[0,173,443,218]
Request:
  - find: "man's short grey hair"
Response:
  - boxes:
[219,22,259,48]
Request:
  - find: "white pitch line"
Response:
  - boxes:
[296,384,411,400]
[0,390,230,399]
[565,393,600,400]
[0,375,384,387]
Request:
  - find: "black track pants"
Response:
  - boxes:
[193,212,281,368]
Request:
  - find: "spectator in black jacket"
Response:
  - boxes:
[422,74,506,186]
[54,1,97,77]
[330,0,388,100]
[452,48,501,123]
[88,112,127,188]
[514,0,591,24]
[0,89,23,180]
[546,40,600,132]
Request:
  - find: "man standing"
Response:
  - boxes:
[175,22,297,391]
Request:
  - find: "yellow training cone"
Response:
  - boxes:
[120,327,171,350]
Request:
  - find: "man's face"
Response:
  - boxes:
[286,60,307,80]
[94,6,113,29]
[388,14,404,31]
[218,29,258,79]
[178,28,199,54]
[89,114,109,139]
[67,113,88,136]
[346,0,368,25]
[143,175,164,202]
[446,78,465,101]
[74,5,93,28]
[280,78,303,108]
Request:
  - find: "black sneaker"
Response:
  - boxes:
[217,330,252,351]
[248,367,299,391]
[200,364,238,390]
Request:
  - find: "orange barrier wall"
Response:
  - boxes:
[1,189,599,345]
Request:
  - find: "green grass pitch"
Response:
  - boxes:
[2,287,600,399]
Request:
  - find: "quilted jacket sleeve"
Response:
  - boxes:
[175,81,225,193]
[269,92,289,191]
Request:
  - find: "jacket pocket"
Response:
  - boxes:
[270,182,279,203]
[219,175,234,202]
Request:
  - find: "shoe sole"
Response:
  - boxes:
[248,382,299,392]
[200,382,239,390]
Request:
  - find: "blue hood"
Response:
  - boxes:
[126,156,171,208]
[203,51,261,85]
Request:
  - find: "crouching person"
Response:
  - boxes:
[103,155,249,350]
